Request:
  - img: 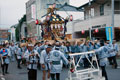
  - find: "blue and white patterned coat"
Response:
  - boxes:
[50,50,68,73]
[24,50,39,70]
[95,46,109,66]
[107,43,116,57]
[16,48,22,59]
[0,48,10,64]
[40,50,51,70]
[113,43,119,55]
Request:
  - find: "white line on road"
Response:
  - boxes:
[1,77,5,80]
[0,74,5,80]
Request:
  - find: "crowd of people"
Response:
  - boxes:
[0,39,119,80]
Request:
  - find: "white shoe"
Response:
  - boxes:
[1,77,5,80]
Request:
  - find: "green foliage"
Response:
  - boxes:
[86,36,90,41]
[15,15,26,41]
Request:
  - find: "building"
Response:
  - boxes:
[36,0,69,19]
[10,24,17,42]
[26,0,37,37]
[0,29,11,41]
[67,0,120,40]
[26,0,69,38]
[20,22,27,39]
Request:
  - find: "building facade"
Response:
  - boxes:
[10,24,17,42]
[0,29,11,41]
[67,0,120,40]
[20,22,27,39]
[26,0,36,37]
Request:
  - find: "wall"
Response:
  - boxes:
[10,27,16,41]
[74,14,120,32]
[21,22,27,38]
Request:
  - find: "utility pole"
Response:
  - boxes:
[35,0,40,40]
[89,0,92,40]
[111,0,114,39]
[0,7,1,29]
[89,28,92,40]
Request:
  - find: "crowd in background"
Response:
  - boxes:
[0,39,119,80]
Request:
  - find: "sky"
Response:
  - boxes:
[0,0,89,29]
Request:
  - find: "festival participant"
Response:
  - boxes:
[70,41,77,53]
[74,41,82,65]
[9,43,15,62]
[94,40,100,65]
[44,41,49,49]
[95,40,109,80]
[24,44,39,80]
[50,45,68,80]
[106,40,117,69]
[81,40,89,68]
[59,41,68,59]
[36,42,42,69]
[21,43,27,66]
[65,41,71,66]
[0,44,10,75]
[40,44,52,80]
[112,40,119,69]
[14,43,19,60]
[16,44,22,69]
[94,40,100,49]
[88,41,94,63]
[36,42,42,54]
[66,41,71,53]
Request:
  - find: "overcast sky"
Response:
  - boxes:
[0,0,89,29]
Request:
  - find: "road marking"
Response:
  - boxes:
[1,77,5,80]
[0,74,5,80]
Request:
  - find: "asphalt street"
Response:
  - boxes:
[0,59,120,80]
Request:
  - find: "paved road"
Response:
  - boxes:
[0,59,120,80]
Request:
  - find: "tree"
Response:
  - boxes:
[15,15,26,41]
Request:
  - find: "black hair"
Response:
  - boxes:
[41,41,44,43]
[47,44,52,48]
[100,39,104,46]
[2,44,6,47]
[55,45,60,50]
[34,43,38,46]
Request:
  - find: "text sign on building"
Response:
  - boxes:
[31,4,36,19]
[105,27,113,42]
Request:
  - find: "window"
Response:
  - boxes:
[115,1,120,14]
[91,8,94,17]
[89,10,91,18]
[100,4,104,16]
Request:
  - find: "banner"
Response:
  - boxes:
[105,27,113,42]
[31,4,36,19]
